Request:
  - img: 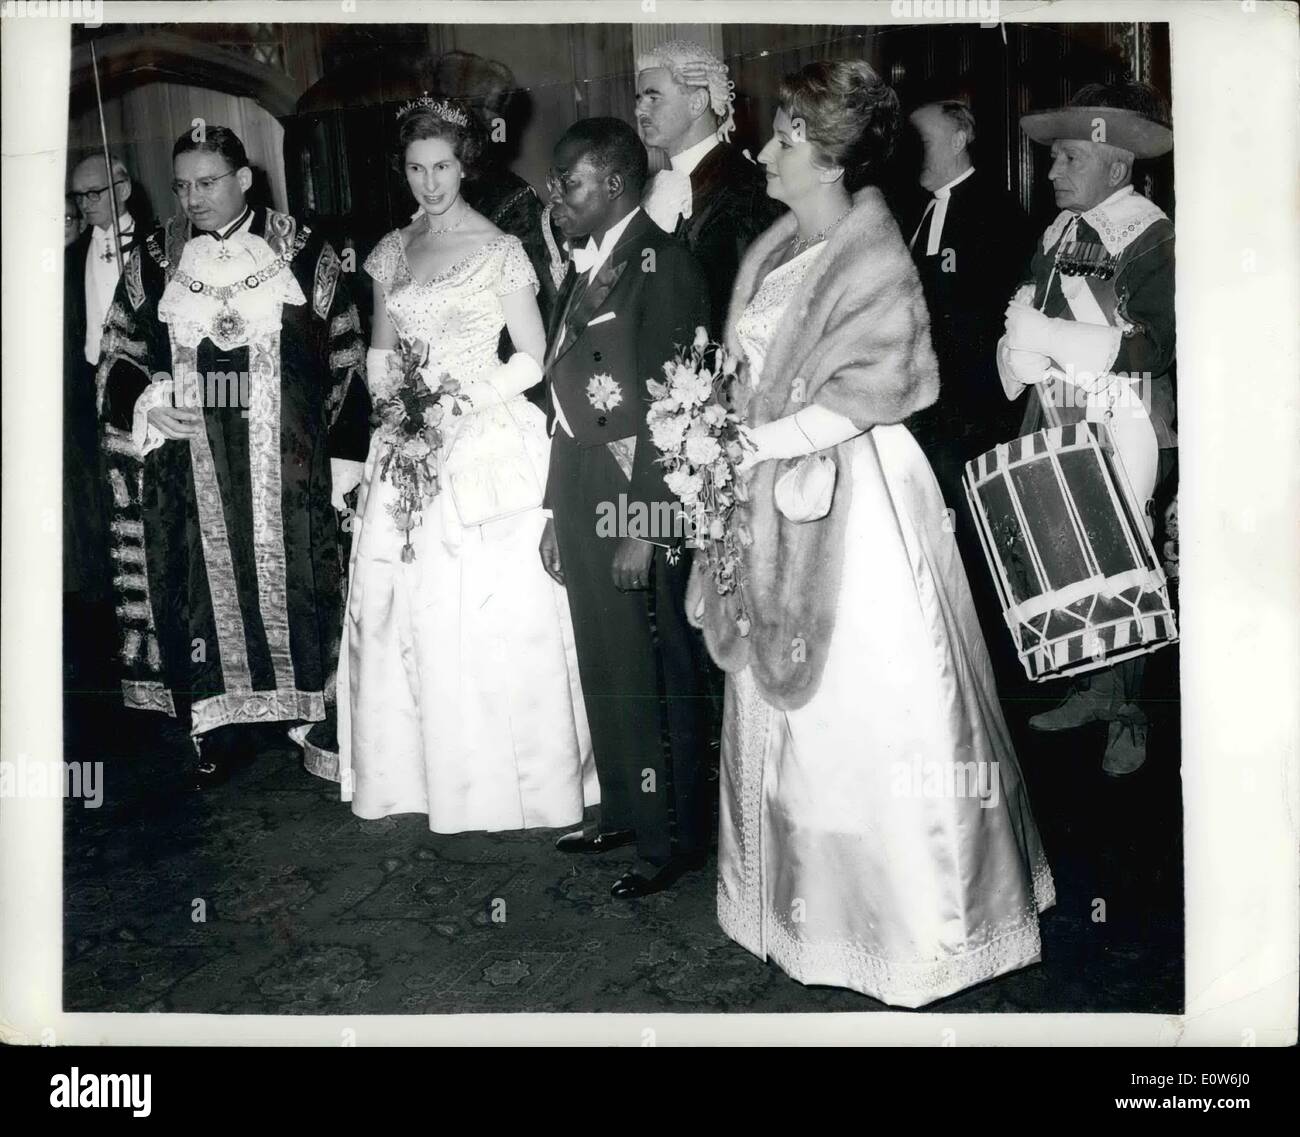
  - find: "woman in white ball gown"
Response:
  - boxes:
[336,99,596,833]
[693,62,1055,1008]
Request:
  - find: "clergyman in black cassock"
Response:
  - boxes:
[539,119,713,899]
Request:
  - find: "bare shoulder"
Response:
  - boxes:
[463,207,502,240]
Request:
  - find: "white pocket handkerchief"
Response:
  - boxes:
[587,311,617,327]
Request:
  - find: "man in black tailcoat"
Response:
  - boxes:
[538,118,713,899]
[65,154,144,689]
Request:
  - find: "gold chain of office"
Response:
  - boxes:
[169,249,296,302]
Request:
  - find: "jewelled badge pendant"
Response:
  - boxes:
[213,304,248,344]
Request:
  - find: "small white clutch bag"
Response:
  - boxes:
[773,453,836,522]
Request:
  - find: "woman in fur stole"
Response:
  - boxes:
[690,61,1055,1008]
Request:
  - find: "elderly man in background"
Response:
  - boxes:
[997,81,1177,776]
[635,39,783,336]
[64,153,141,692]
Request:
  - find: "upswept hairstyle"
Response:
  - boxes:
[779,60,901,190]
[394,98,484,179]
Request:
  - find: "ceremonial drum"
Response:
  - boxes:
[963,421,1177,682]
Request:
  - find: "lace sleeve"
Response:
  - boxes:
[493,236,539,297]
[363,231,402,288]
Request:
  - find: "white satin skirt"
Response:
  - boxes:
[338,398,598,833]
[717,424,1055,1008]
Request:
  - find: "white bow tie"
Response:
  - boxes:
[571,242,600,274]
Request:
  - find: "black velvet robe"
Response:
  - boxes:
[98,207,370,734]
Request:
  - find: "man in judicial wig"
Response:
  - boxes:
[539,118,714,899]
[96,125,371,788]
[635,39,784,337]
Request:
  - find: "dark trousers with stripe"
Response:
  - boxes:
[547,430,711,865]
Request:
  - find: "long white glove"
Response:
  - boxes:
[454,352,543,408]
[331,458,364,511]
[366,347,398,399]
[737,404,861,473]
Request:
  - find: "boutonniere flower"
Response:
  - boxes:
[586,372,623,413]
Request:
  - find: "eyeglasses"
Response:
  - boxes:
[170,170,239,197]
[72,178,128,205]
[545,170,575,197]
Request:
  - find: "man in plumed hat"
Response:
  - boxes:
[996,81,1177,776]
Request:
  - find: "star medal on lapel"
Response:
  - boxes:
[212,303,248,344]
[586,372,623,416]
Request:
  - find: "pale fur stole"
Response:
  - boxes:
[701,186,939,710]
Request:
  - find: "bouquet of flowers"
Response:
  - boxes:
[371,337,468,562]
[646,326,753,635]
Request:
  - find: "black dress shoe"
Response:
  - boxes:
[554,827,636,855]
[190,726,254,791]
[610,852,706,900]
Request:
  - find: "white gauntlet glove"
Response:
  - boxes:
[1004,301,1122,377]
[997,336,1052,398]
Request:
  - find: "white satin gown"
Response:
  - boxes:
[338,231,597,832]
[717,247,1056,1007]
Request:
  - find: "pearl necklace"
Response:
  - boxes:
[789,208,851,257]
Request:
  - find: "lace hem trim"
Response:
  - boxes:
[718,884,1046,1009]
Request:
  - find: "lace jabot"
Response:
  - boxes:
[1040,185,1169,257]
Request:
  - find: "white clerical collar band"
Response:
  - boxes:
[933,165,975,199]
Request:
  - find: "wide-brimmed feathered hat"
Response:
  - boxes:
[1020,82,1173,158]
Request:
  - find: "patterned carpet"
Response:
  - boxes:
[62,651,1183,1016]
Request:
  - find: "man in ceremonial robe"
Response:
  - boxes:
[98,126,369,787]
[996,82,1177,776]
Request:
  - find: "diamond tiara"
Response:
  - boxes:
[395,95,471,128]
